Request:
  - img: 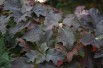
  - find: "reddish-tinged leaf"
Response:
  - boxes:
[27,0,35,6]
[57,57,67,66]
[57,60,64,66]
[74,42,83,51]
[55,42,82,62]
[75,6,85,13]
[67,48,78,62]
[92,46,97,52]
[75,6,89,19]
[73,48,78,55]
[63,58,67,62]
[67,51,74,62]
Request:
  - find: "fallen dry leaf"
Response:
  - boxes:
[67,48,78,62]
[67,42,83,62]
[17,38,30,52]
[55,42,67,56]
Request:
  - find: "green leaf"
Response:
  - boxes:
[6,17,16,29]
[0,16,10,34]
[56,3,62,8]
[23,27,42,42]
[35,53,46,64]
[0,34,4,55]
[74,32,82,41]
[0,33,10,68]
[46,48,65,65]
[9,22,30,35]
[11,57,34,68]
[0,52,10,68]
[57,28,75,49]
[0,0,4,5]
[78,50,85,57]
[63,14,80,28]
[26,43,48,64]
[39,43,48,53]
[5,32,17,48]
[26,50,39,62]
[26,50,46,64]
